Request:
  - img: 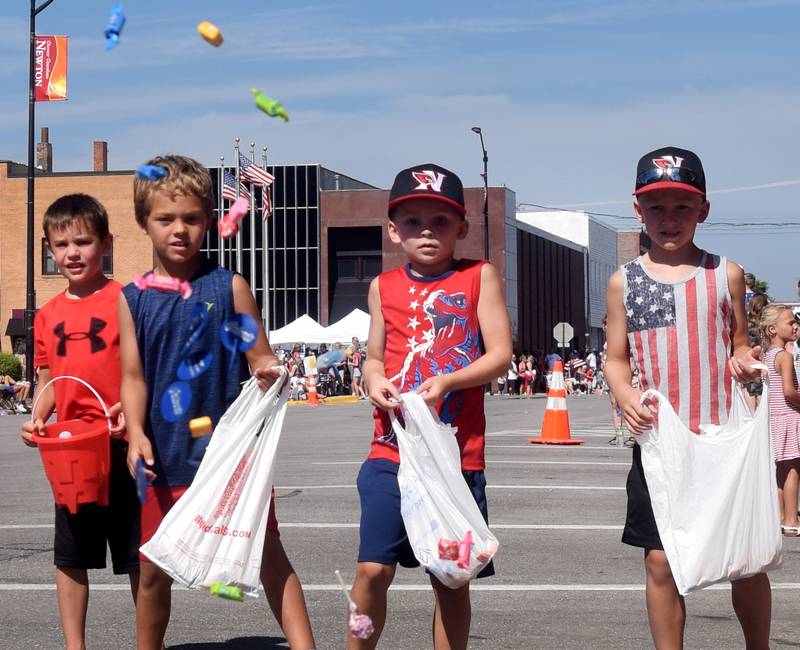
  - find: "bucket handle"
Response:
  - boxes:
[31,375,113,436]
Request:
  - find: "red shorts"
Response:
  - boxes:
[139,485,280,562]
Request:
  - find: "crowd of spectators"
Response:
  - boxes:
[276,337,367,401]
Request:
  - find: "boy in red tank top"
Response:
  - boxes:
[347,164,512,649]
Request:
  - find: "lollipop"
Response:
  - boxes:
[334,570,374,640]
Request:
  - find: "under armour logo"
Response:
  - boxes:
[411,170,446,192]
[53,318,108,357]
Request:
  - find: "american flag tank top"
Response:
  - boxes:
[621,252,732,433]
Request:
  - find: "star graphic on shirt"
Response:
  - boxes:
[635,295,644,305]
[639,317,646,325]
[420,288,429,296]
[649,284,658,292]
[408,316,420,330]
[406,336,418,349]
[663,292,672,300]
[649,304,658,313]
[422,328,435,344]
[409,300,419,310]
[408,285,417,295]
[665,313,674,322]
[626,309,634,317]
[635,276,644,284]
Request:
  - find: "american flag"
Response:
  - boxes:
[262,184,273,220]
[239,153,275,188]
[624,253,732,433]
[222,170,250,202]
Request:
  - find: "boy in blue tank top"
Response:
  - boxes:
[120,155,316,649]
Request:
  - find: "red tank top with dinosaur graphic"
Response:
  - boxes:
[369,259,487,470]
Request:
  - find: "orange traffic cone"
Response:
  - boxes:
[528,360,583,445]
[306,374,321,407]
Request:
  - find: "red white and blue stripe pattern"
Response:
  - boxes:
[622,252,732,433]
[222,170,250,202]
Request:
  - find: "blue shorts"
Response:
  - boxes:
[357,458,495,578]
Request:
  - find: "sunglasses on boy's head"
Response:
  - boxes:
[636,166,702,191]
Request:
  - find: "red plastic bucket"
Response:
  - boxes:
[32,376,113,514]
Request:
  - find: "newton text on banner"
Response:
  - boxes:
[34,35,69,102]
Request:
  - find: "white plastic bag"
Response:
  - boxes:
[140,371,290,597]
[392,392,499,589]
[639,381,782,595]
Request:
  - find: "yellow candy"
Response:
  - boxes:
[197,21,223,47]
[189,416,213,438]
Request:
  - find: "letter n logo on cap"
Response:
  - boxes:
[412,170,446,192]
[653,155,684,169]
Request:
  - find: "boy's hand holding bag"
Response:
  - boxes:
[392,392,499,589]
[140,369,290,598]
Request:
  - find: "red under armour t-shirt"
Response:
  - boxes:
[34,280,122,422]
[369,259,487,470]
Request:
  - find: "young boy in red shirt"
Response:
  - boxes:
[21,193,138,650]
[349,164,512,649]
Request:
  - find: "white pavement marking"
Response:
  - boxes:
[273,484,625,491]
[0,522,624,531]
[3,582,800,592]
[312,460,629,466]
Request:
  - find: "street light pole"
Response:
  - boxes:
[26,0,58,385]
[471,126,489,261]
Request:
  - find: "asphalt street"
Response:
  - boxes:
[1,394,798,649]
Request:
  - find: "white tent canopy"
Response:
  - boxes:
[323,308,370,344]
[268,314,329,345]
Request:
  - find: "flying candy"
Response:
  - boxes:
[315,346,353,370]
[250,89,289,122]
[334,570,374,640]
[104,4,126,50]
[197,21,224,47]
[136,164,168,181]
[209,581,244,602]
[133,274,192,300]
[189,416,213,438]
[217,197,249,239]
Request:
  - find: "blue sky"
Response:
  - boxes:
[2,1,799,298]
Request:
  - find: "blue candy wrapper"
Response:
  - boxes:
[105,4,126,50]
[136,164,168,181]
[135,458,148,504]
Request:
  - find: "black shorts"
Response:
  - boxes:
[357,458,495,578]
[621,443,663,551]
[54,439,141,574]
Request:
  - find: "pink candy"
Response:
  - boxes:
[217,197,250,239]
[133,274,192,300]
[457,530,473,569]
[438,539,459,560]
[348,611,375,640]
[437,531,474,568]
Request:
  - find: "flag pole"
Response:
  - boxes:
[234,137,242,272]
[249,141,257,292]
[261,145,270,330]
[218,155,225,268]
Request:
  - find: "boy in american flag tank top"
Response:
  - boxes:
[604,147,770,649]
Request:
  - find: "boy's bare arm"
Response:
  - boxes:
[727,261,760,381]
[118,294,154,479]
[232,274,280,390]
[604,271,653,434]
[20,367,54,447]
[417,263,511,404]
[363,277,400,410]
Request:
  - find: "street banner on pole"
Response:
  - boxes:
[34,35,68,102]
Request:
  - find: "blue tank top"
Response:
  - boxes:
[123,260,248,486]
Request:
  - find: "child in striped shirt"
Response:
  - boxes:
[605,146,769,649]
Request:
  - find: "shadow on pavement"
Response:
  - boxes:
[169,637,288,649]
